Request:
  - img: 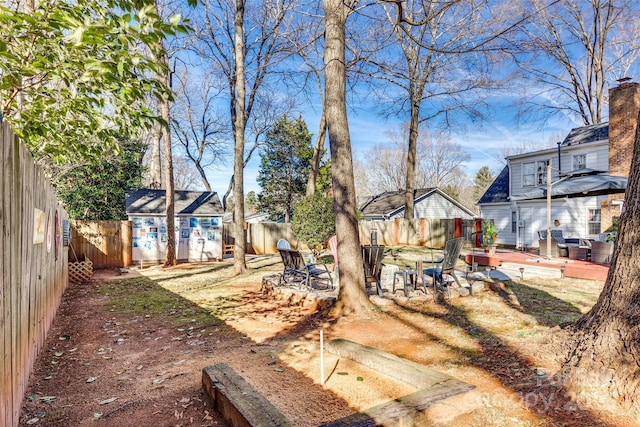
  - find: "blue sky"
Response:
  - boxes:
[201,99,581,197]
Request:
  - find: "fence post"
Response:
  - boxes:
[454,218,462,238]
[121,221,132,266]
[475,218,483,247]
[394,218,400,246]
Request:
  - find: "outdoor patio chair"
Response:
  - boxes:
[538,230,568,256]
[422,237,464,300]
[362,245,385,297]
[328,235,338,271]
[277,248,295,284]
[590,240,613,264]
[278,248,333,290]
[277,238,314,264]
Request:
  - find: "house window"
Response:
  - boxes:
[511,211,517,233]
[573,154,586,170]
[588,208,601,235]
[523,161,548,186]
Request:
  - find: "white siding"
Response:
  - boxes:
[510,142,608,195]
[560,144,609,172]
[396,192,474,220]
[478,204,512,246]
[510,196,603,248]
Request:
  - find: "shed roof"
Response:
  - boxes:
[126,189,224,216]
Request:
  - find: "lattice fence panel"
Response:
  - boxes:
[68,259,93,284]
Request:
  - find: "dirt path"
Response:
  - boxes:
[19,260,639,426]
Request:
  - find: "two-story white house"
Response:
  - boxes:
[478,81,638,249]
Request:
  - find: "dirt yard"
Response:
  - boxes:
[19,253,639,426]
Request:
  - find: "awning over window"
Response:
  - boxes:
[510,172,627,201]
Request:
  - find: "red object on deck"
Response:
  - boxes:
[465,254,502,268]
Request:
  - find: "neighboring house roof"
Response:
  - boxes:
[125,189,224,216]
[359,188,476,218]
[560,122,608,146]
[477,166,510,204]
[221,211,277,223]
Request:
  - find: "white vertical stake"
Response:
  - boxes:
[320,329,325,385]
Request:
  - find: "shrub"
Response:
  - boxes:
[291,194,335,256]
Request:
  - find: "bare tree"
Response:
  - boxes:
[418,131,471,188]
[359,126,470,196]
[369,0,500,218]
[194,0,301,273]
[324,0,372,316]
[363,142,408,193]
[292,17,328,197]
[511,0,640,125]
[170,67,229,191]
[172,156,201,190]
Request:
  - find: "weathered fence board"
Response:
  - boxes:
[70,216,477,270]
[70,221,131,269]
[1,122,68,426]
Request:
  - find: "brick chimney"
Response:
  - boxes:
[608,80,640,176]
[601,79,640,232]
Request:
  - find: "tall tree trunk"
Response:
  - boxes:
[404,100,419,218]
[306,111,327,196]
[149,121,162,189]
[157,43,176,266]
[560,109,640,416]
[324,0,371,316]
[232,0,247,274]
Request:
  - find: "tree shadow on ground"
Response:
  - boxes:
[501,280,585,326]
[379,296,613,427]
[145,256,282,286]
[22,271,364,427]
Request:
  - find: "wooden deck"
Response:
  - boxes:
[463,249,609,281]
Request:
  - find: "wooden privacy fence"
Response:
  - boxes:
[70,221,132,269]
[244,222,309,254]
[72,218,477,267]
[358,218,478,248]
[229,218,478,255]
[1,122,69,426]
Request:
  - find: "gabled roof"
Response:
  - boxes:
[560,122,608,146]
[360,188,434,217]
[359,188,476,218]
[126,189,224,216]
[477,166,510,204]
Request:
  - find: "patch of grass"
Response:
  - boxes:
[96,277,216,326]
[502,281,585,326]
